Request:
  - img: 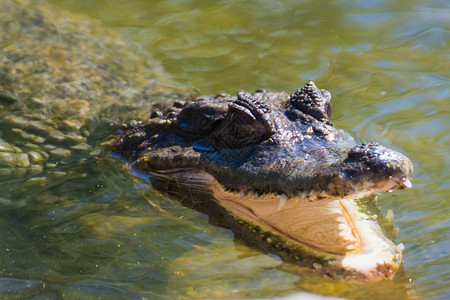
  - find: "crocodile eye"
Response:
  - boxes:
[213,92,273,148]
[217,107,267,148]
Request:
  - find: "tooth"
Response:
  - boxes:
[278,194,288,211]
[403,178,412,188]
[294,197,300,206]
[240,191,245,198]
[254,192,259,199]
[386,209,394,224]
[395,243,405,253]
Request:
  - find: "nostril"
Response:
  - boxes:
[348,143,376,159]
[347,147,364,159]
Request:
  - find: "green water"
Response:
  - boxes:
[2,0,449,298]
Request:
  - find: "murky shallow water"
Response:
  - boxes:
[1,0,449,299]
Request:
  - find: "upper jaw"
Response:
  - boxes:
[279,143,414,201]
[216,143,413,201]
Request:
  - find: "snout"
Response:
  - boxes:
[344,142,413,192]
[327,143,413,198]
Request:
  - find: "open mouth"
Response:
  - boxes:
[212,184,404,281]
[214,186,360,256]
[146,168,406,281]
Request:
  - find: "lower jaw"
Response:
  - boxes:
[211,182,403,281]
[144,168,403,281]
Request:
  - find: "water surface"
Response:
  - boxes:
[2,0,449,299]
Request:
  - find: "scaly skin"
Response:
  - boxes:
[111,81,413,281]
[113,81,412,199]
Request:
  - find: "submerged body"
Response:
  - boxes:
[111,81,413,281]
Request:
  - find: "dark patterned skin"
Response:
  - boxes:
[111,81,412,200]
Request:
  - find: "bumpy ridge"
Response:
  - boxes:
[290,80,332,124]
[230,91,275,135]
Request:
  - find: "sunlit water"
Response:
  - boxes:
[1,0,449,299]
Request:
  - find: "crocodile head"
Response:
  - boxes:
[111,81,413,281]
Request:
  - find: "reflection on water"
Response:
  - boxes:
[2,0,449,298]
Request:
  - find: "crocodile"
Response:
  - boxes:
[111,81,413,281]
[1,0,412,286]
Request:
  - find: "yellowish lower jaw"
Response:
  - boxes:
[211,182,404,281]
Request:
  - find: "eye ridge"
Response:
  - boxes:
[213,91,274,148]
